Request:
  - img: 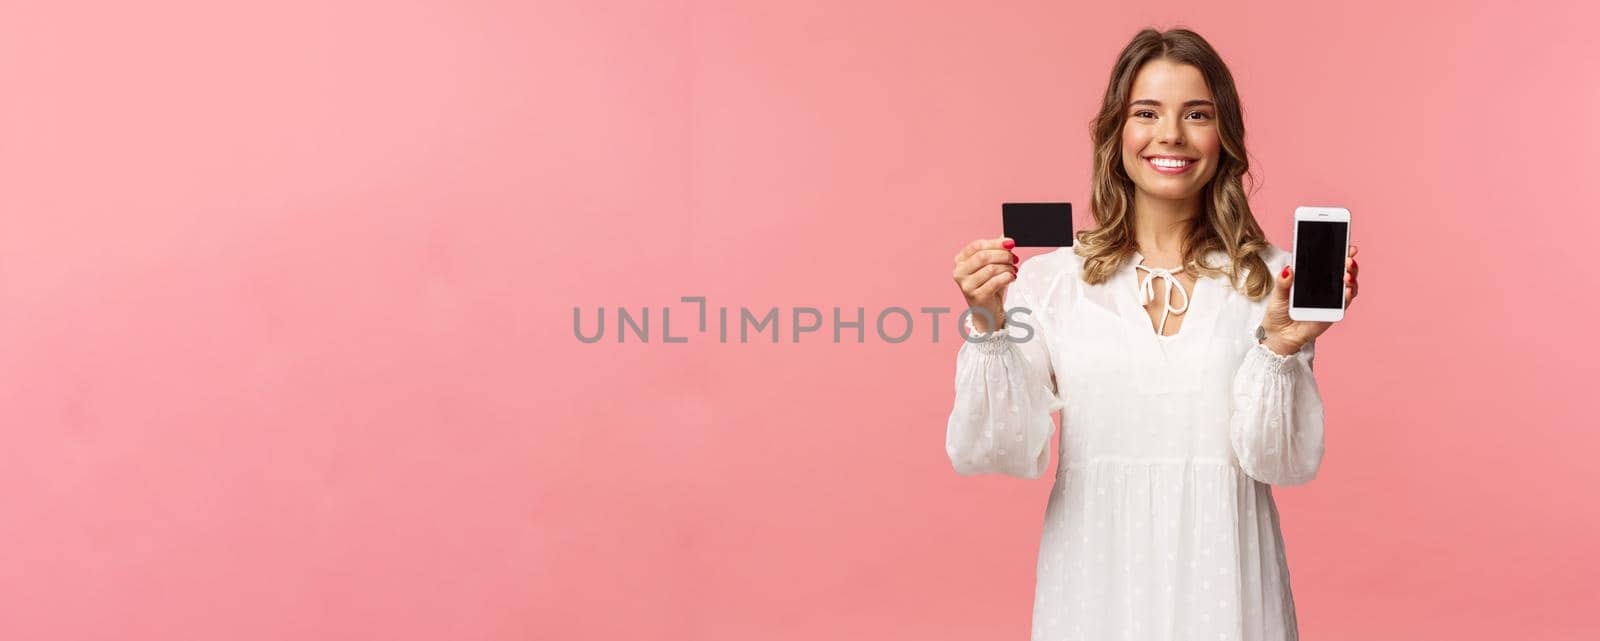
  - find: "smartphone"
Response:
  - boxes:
[1002,202,1074,247]
[1289,206,1351,322]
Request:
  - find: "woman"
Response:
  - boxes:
[945,28,1361,641]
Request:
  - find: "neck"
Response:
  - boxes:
[1132,191,1202,261]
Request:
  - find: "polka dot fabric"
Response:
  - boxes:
[946,244,1323,641]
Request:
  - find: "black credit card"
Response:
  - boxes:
[1002,202,1073,247]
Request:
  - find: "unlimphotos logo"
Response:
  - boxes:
[573,296,1036,344]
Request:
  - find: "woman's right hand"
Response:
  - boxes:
[951,236,1019,333]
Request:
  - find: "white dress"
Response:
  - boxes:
[946,244,1324,641]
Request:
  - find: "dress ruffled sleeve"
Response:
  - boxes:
[1228,338,1325,486]
[944,266,1063,479]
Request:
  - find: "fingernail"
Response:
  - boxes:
[1281,266,1290,278]
[1002,239,1015,249]
[1012,254,1019,264]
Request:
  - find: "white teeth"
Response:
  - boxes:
[1149,157,1192,168]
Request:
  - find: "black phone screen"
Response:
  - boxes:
[1292,219,1348,309]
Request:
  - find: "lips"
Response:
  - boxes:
[1144,155,1197,175]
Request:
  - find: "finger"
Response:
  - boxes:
[1344,285,1355,309]
[955,237,1013,263]
[972,269,1015,300]
[958,248,1018,278]
[953,241,974,264]
[953,254,991,280]
[1275,264,1293,300]
[954,248,1010,279]
[1348,244,1358,258]
[977,248,1017,266]
[962,263,1016,295]
[1347,256,1358,279]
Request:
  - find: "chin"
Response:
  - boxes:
[1135,182,1205,202]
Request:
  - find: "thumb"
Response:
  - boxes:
[1274,265,1293,301]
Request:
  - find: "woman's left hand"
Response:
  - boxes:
[1261,244,1360,356]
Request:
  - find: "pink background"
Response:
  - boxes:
[2,1,1596,639]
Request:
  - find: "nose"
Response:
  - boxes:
[1157,116,1184,146]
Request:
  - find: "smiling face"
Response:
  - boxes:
[1119,58,1223,206]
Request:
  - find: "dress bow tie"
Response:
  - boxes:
[1135,263,1190,336]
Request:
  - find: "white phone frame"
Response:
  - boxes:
[1289,206,1351,322]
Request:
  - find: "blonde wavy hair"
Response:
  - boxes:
[1072,28,1274,300]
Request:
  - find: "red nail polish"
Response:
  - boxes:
[1281,266,1290,278]
[1012,254,1019,264]
[1002,239,1015,249]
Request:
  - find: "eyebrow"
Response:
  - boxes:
[1130,99,1215,108]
